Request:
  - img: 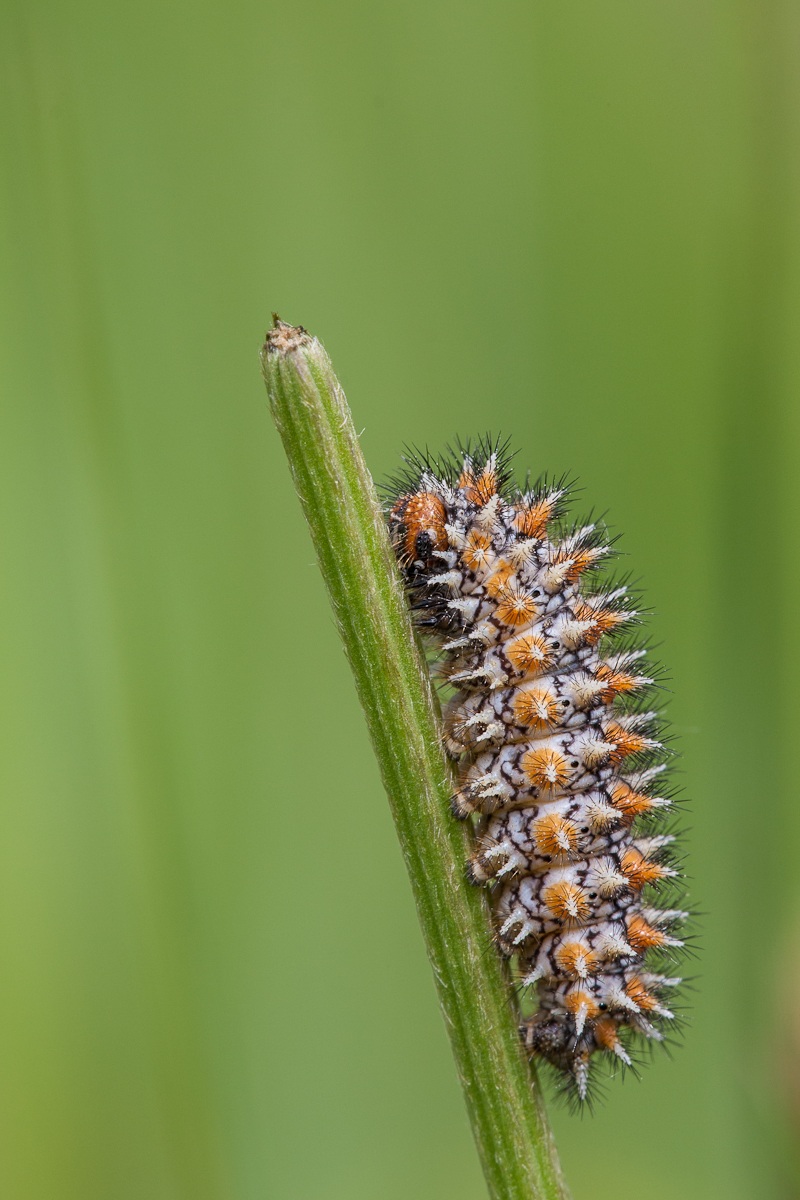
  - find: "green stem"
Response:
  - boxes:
[261,318,571,1200]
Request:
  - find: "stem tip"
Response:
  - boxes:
[263,316,311,358]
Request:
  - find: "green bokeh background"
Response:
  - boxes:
[2,3,799,1198]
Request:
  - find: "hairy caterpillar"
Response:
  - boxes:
[387,440,686,1102]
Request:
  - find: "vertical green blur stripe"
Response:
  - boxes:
[0,19,228,1200]
[711,1,800,1189]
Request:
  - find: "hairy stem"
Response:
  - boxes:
[261,318,570,1200]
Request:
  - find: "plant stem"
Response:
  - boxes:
[261,318,571,1200]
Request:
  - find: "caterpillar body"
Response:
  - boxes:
[388,442,686,1102]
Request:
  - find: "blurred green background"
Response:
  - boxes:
[2,2,800,1198]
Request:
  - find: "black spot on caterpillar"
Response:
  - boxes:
[387,438,688,1103]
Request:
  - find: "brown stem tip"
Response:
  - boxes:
[263,315,311,357]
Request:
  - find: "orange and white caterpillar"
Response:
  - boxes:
[388,440,686,1102]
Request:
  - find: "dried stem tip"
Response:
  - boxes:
[263,315,311,357]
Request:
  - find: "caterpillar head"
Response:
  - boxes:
[389,490,448,572]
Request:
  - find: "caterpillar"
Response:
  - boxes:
[387,440,686,1102]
